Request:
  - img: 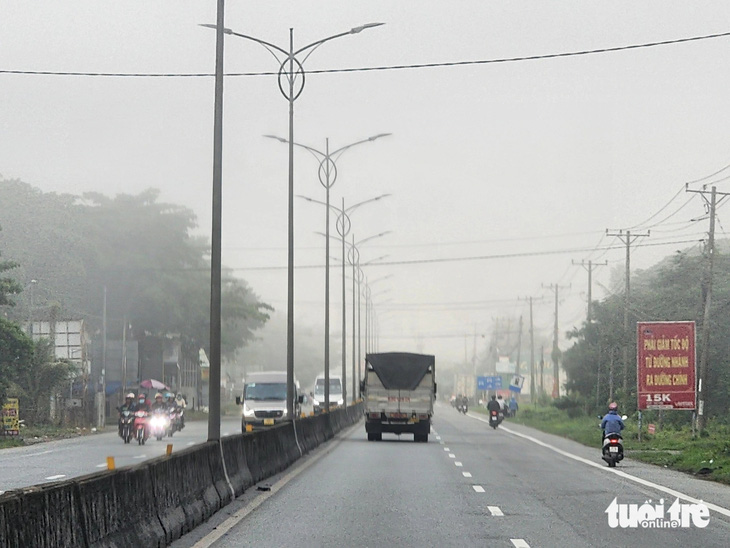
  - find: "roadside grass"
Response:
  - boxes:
[473,405,730,486]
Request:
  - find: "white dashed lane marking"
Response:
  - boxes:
[462,472,472,478]
[472,485,485,493]
[448,454,455,459]
[443,447,450,451]
[487,506,504,516]
[510,540,530,548]
[454,461,462,467]
[132,454,147,459]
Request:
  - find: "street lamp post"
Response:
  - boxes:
[202,22,384,421]
[348,243,393,400]
[267,134,389,411]
[300,194,390,407]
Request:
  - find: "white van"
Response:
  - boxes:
[236,371,300,431]
[311,374,343,414]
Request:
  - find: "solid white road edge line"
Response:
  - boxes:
[488,506,504,516]
[468,413,730,519]
[191,423,361,548]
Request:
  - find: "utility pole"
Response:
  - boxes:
[606,229,649,395]
[543,283,569,398]
[686,185,729,430]
[572,259,608,322]
[528,299,535,404]
[539,345,544,397]
[514,316,523,377]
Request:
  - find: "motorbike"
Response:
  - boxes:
[489,409,502,429]
[457,402,468,414]
[167,407,183,436]
[149,408,169,441]
[134,410,149,445]
[599,415,628,467]
[119,410,134,444]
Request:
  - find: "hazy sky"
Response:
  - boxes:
[2,2,729,367]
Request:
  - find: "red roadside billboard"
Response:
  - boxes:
[637,321,696,411]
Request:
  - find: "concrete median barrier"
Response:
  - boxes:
[0,403,365,547]
[0,479,85,548]
[220,435,254,497]
[148,441,224,544]
[76,464,164,547]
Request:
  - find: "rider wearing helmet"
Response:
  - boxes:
[136,392,151,413]
[151,392,167,412]
[117,392,136,435]
[119,392,136,412]
[600,402,625,439]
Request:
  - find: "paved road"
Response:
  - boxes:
[175,403,730,548]
[0,417,241,493]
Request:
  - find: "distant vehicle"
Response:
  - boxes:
[311,374,343,414]
[235,371,301,432]
[362,352,436,443]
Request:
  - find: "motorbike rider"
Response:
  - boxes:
[497,394,506,416]
[175,393,187,428]
[166,392,185,429]
[600,402,625,440]
[487,395,501,414]
[117,392,136,436]
[461,394,468,410]
[151,392,167,412]
[136,393,151,413]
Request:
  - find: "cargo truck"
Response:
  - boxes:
[362,352,436,442]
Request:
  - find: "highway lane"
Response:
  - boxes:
[176,403,730,548]
[0,417,240,492]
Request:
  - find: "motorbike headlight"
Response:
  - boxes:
[337,398,344,406]
[312,398,320,406]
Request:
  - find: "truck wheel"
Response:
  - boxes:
[375,433,382,441]
[367,433,375,441]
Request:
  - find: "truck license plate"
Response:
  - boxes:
[264,418,274,426]
[609,446,619,453]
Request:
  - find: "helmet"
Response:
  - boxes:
[138,394,146,400]
[165,392,174,399]
[491,395,496,400]
[608,402,618,410]
[125,392,135,399]
[155,392,163,399]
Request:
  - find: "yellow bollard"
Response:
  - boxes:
[246,424,253,433]
[166,444,173,456]
[106,456,115,470]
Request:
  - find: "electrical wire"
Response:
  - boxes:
[3,30,730,78]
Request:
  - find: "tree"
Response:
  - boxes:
[10,338,76,424]
[563,246,730,419]
[0,225,21,306]
[0,318,33,406]
[0,180,271,359]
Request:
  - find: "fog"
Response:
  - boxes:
[2,1,728,383]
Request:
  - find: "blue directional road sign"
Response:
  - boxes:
[477,376,502,390]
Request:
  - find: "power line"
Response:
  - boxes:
[3,30,730,78]
[233,237,701,271]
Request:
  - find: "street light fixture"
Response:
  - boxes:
[268,135,389,412]
[300,194,390,407]
[201,21,384,421]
